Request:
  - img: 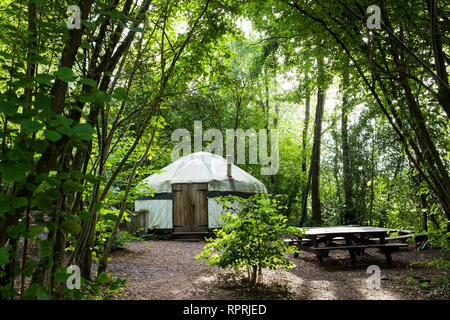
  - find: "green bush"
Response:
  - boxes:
[196,194,303,286]
[93,208,140,260]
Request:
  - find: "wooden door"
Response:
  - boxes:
[173,183,208,232]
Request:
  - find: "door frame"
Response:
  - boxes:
[172,182,208,232]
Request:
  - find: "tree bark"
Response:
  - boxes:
[310,57,326,226]
[270,101,279,194]
[341,65,354,225]
[97,124,158,274]
[299,88,311,227]
[426,0,450,118]
[301,91,310,173]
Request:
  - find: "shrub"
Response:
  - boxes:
[195,194,303,286]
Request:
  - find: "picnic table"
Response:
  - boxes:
[289,226,408,266]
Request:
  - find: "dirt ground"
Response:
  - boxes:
[105,239,449,300]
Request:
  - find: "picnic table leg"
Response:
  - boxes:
[345,238,357,266]
[384,250,393,265]
[379,236,393,265]
[349,249,357,266]
[323,239,331,257]
[317,252,324,266]
[312,237,324,265]
[357,236,365,255]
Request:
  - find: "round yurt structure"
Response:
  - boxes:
[134,152,267,235]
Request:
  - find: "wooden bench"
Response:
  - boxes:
[372,233,428,248]
[284,238,312,246]
[313,243,408,265]
[284,238,312,258]
[384,235,413,242]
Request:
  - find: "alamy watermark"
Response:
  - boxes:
[367,5,381,30]
[66,5,81,30]
[66,265,81,289]
[171,121,279,175]
[366,265,381,289]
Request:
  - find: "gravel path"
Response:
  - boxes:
[106,240,449,300]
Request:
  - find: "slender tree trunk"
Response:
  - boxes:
[299,166,312,227]
[264,68,270,133]
[299,88,311,227]
[250,265,258,286]
[271,101,279,194]
[381,4,450,220]
[426,0,450,118]
[341,66,354,225]
[98,125,157,274]
[301,91,310,173]
[368,123,376,226]
[310,57,326,226]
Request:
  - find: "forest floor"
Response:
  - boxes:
[106,239,449,300]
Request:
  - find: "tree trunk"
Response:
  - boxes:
[299,88,311,227]
[368,124,376,226]
[98,126,157,274]
[301,91,310,173]
[250,265,258,286]
[341,66,354,225]
[310,57,326,226]
[299,165,312,227]
[426,0,450,119]
[270,101,279,194]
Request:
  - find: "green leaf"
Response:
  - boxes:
[53,266,69,282]
[0,101,18,115]
[80,41,91,49]
[130,26,144,33]
[94,201,103,212]
[32,193,52,210]
[39,240,51,258]
[72,123,93,141]
[21,119,43,132]
[79,210,91,222]
[36,287,51,300]
[34,93,51,110]
[29,139,49,153]
[79,78,96,87]
[48,115,73,128]
[34,73,53,85]
[11,197,28,208]
[93,90,111,104]
[103,213,117,222]
[22,283,40,300]
[112,87,128,101]
[30,54,50,65]
[79,91,96,103]
[1,166,25,182]
[14,77,36,88]
[63,180,84,192]
[56,126,73,135]
[0,284,17,299]
[97,272,108,284]
[29,225,42,237]
[0,248,9,265]
[44,130,62,142]
[54,67,74,82]
[61,220,81,235]
[23,260,37,277]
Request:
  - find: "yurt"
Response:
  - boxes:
[134,152,267,235]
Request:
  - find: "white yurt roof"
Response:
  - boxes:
[139,152,267,194]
